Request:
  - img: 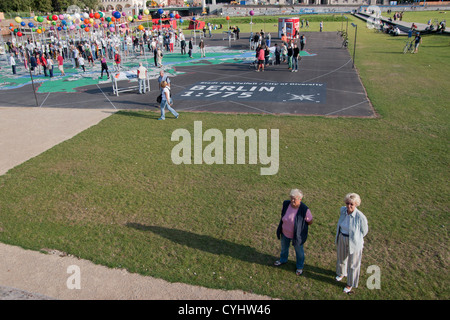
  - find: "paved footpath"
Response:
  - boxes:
[0,107,274,300]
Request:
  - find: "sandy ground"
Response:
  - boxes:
[0,107,274,300]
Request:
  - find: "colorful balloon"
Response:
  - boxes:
[144,9,149,15]
[52,15,58,21]
[158,9,164,15]
[94,13,100,19]
[17,31,23,37]
[249,10,255,16]
[15,16,22,23]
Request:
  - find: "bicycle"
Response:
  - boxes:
[403,40,415,54]
[342,36,349,48]
[337,29,347,39]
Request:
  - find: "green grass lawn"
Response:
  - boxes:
[0,14,449,300]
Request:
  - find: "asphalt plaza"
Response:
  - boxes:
[0,32,375,118]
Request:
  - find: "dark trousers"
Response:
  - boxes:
[101,65,109,78]
[12,65,16,74]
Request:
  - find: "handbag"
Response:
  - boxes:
[156,94,162,103]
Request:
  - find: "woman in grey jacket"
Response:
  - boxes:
[335,193,368,293]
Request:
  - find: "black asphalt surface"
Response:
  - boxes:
[0,32,375,117]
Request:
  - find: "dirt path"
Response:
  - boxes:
[0,107,274,300]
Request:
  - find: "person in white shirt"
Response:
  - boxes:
[9,54,16,75]
[78,55,85,72]
[179,31,186,55]
[137,62,147,94]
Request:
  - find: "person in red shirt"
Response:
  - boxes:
[57,52,65,76]
[41,54,48,77]
[114,50,121,71]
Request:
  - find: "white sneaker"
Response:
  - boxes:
[343,286,352,293]
[336,275,344,282]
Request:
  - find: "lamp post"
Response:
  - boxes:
[351,22,357,69]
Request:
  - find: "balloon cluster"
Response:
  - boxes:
[9,10,187,37]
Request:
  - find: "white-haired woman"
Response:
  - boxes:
[275,189,313,276]
[335,193,369,293]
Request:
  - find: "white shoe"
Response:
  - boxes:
[343,286,352,293]
[336,275,344,282]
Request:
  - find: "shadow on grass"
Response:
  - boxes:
[127,223,276,266]
[126,223,340,287]
[115,110,160,119]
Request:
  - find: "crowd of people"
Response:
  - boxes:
[252,29,306,73]
[2,24,213,78]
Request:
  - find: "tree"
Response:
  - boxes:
[52,0,71,12]
[34,0,53,13]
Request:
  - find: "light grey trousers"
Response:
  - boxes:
[336,233,363,288]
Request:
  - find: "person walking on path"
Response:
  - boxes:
[335,193,369,294]
[158,81,179,120]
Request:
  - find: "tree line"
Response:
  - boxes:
[0,0,99,14]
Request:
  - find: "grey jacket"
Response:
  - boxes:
[335,206,368,254]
